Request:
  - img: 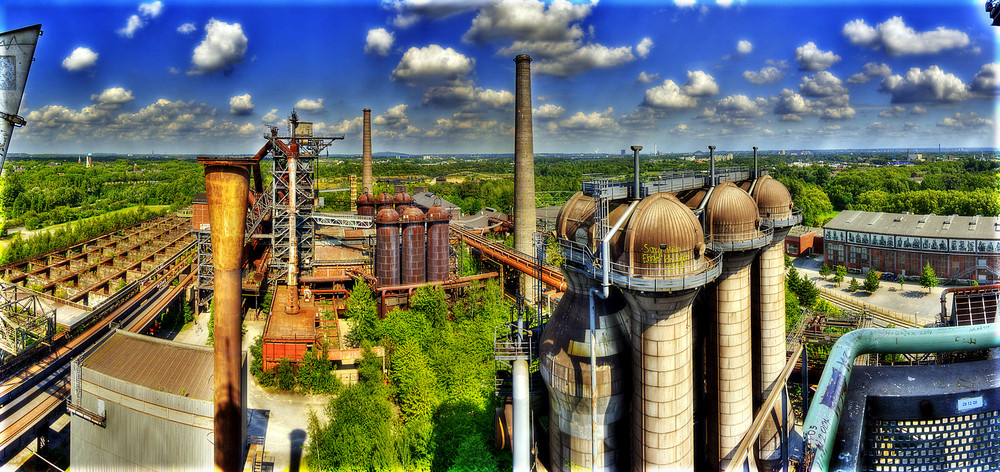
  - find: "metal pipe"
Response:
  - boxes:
[631,145,643,200]
[601,199,640,298]
[286,113,300,314]
[753,146,758,178]
[803,325,1000,472]
[512,358,530,472]
[203,163,250,472]
[588,287,601,471]
[709,145,716,187]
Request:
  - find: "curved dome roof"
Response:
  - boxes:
[624,192,706,275]
[587,203,632,259]
[706,182,759,237]
[357,192,374,205]
[751,175,793,218]
[375,207,399,223]
[394,191,413,204]
[425,205,450,221]
[555,191,595,241]
[400,205,425,222]
[376,192,395,205]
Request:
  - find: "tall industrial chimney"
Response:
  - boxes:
[203,163,249,472]
[362,108,373,196]
[514,54,536,301]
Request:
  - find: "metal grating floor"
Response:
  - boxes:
[864,411,1000,471]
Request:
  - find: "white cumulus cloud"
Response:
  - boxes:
[636,37,653,59]
[737,40,752,54]
[533,104,566,119]
[139,1,163,18]
[636,71,661,83]
[937,112,992,130]
[62,47,98,71]
[119,15,143,38]
[463,0,593,44]
[91,87,135,109]
[177,23,196,34]
[229,94,254,115]
[681,70,719,97]
[675,0,696,6]
[392,45,474,84]
[970,63,1000,96]
[365,28,395,57]
[189,19,248,75]
[795,42,841,71]
[642,71,718,109]
[842,17,969,55]
[879,66,969,103]
[743,66,783,84]
[533,43,635,77]
[294,98,325,112]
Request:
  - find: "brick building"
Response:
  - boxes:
[823,210,1000,284]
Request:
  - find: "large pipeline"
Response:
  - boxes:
[204,163,250,472]
[803,325,1000,472]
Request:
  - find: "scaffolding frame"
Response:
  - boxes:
[0,282,56,357]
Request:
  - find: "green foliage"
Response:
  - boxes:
[833,265,846,286]
[296,344,341,395]
[391,340,438,421]
[249,335,275,388]
[812,298,842,317]
[784,253,791,268]
[545,235,564,268]
[864,270,881,293]
[796,274,819,308]
[786,266,800,293]
[206,301,215,347]
[785,283,803,333]
[819,263,831,278]
[920,263,938,292]
[346,283,381,347]
[409,285,448,329]
[276,358,296,392]
[848,277,860,292]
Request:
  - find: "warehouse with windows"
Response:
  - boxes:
[823,210,1000,284]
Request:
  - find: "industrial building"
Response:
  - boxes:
[823,210,1000,284]
[68,330,246,470]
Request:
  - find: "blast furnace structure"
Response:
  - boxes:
[542,147,801,472]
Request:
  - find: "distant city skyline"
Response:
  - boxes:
[2,0,998,155]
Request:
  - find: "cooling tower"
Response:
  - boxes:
[540,269,630,472]
[375,207,400,287]
[362,108,373,196]
[513,54,537,301]
[203,164,249,472]
[621,192,713,470]
[703,182,770,471]
[750,175,798,471]
[425,205,450,282]
[401,206,426,285]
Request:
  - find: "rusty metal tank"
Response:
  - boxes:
[703,181,768,471]
[375,207,400,287]
[555,191,595,244]
[376,192,395,213]
[357,192,375,218]
[619,192,710,470]
[393,190,413,213]
[425,205,450,282]
[400,206,426,285]
[750,175,795,471]
[540,269,630,472]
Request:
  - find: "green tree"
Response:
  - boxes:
[276,358,296,391]
[819,263,831,279]
[545,235,564,267]
[249,335,275,388]
[834,265,847,287]
[864,270,881,293]
[848,277,860,292]
[920,263,938,293]
[346,283,381,347]
[797,274,819,308]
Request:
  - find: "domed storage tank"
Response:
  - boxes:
[540,269,630,472]
[425,205,450,282]
[394,190,413,214]
[376,192,395,213]
[703,181,770,471]
[357,192,375,218]
[375,208,400,287]
[401,206,426,285]
[555,191,596,245]
[750,175,799,471]
[586,203,632,263]
[619,192,715,470]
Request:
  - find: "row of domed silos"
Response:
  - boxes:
[541,172,799,472]
[365,189,451,287]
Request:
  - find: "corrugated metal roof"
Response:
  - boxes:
[80,330,215,401]
[411,191,460,210]
[826,210,1000,240]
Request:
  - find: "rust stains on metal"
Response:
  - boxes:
[425,205,450,282]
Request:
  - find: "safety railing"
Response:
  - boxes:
[559,238,723,292]
[760,209,803,229]
[707,223,773,253]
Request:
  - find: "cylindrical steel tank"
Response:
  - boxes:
[393,190,413,213]
[514,54,537,302]
[203,163,249,472]
[375,207,400,287]
[357,192,375,218]
[555,191,595,245]
[401,206,426,285]
[362,108,373,195]
[425,205,450,282]
[540,269,630,472]
[704,182,766,471]
[376,192,394,213]
[750,175,796,471]
[620,192,710,470]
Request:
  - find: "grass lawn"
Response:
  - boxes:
[0,205,171,249]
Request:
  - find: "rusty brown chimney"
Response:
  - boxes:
[514,54,536,300]
[362,108,373,196]
[203,163,249,472]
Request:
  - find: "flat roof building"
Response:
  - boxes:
[824,210,1000,283]
[69,330,247,471]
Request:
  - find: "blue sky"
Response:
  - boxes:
[1,0,998,155]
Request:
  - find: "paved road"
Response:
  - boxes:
[791,255,949,327]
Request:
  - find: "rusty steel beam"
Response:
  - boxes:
[204,163,250,472]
